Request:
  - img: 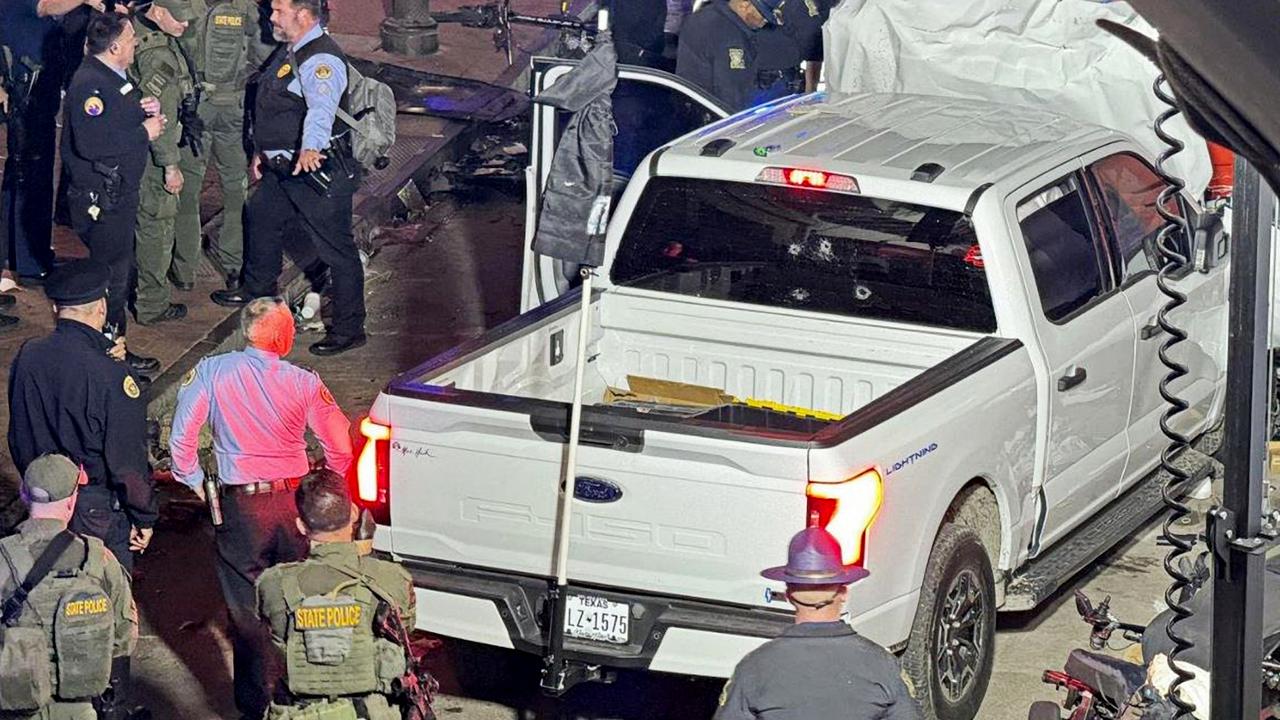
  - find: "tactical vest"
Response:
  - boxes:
[279,568,404,699]
[200,0,251,97]
[255,34,350,153]
[133,25,193,101]
[0,536,115,711]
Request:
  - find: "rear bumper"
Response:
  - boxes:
[398,556,793,677]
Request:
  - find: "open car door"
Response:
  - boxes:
[521,59,729,312]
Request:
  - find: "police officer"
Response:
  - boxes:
[169,297,353,719]
[175,0,273,291]
[752,0,829,106]
[715,525,923,720]
[62,11,167,373]
[0,0,100,286]
[256,470,417,720]
[0,454,139,720]
[675,0,785,113]
[212,0,367,357]
[131,0,198,327]
[8,259,158,573]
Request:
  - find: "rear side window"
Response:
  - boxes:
[610,177,996,332]
[1087,152,1185,280]
[1018,175,1108,322]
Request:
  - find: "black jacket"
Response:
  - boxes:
[61,56,150,198]
[8,320,157,528]
[676,2,762,112]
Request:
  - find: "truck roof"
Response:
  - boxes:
[663,92,1118,193]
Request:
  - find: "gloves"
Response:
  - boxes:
[177,94,204,157]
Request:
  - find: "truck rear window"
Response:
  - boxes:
[610,177,997,332]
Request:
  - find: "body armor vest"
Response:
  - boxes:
[255,33,349,153]
[0,536,113,710]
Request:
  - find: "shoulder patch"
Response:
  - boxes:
[84,96,105,117]
[123,375,141,399]
[319,386,336,405]
[728,48,746,70]
[277,63,292,79]
[805,0,819,16]
[181,368,197,387]
[313,63,332,80]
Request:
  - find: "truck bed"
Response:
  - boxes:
[410,287,978,423]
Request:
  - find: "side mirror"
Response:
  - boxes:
[1192,211,1227,273]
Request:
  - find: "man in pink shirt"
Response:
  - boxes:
[169,296,352,719]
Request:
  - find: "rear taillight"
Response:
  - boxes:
[355,417,391,524]
[806,469,883,565]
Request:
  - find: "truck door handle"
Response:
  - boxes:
[1141,322,1162,341]
[1057,367,1087,392]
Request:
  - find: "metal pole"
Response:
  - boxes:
[1210,160,1271,719]
[542,268,594,692]
[541,7,610,695]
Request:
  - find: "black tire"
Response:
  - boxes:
[902,524,997,720]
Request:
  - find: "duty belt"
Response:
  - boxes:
[224,477,302,496]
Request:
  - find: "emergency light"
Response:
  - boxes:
[806,469,884,565]
[756,167,861,194]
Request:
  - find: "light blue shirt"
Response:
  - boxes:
[169,347,353,487]
[265,23,346,162]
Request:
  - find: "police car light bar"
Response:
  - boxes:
[756,167,861,194]
[806,469,884,565]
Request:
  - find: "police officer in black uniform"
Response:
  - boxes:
[714,525,923,720]
[62,11,167,374]
[675,0,785,112]
[752,0,830,105]
[212,0,367,357]
[7,258,159,573]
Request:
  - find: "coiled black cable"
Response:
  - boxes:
[1151,73,1200,719]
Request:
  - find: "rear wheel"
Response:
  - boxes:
[903,524,997,720]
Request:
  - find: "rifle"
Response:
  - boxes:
[0,49,42,182]
[174,40,205,157]
[373,601,438,720]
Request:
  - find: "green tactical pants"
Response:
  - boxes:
[133,161,181,323]
[177,95,249,279]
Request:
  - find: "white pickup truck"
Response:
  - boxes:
[360,61,1229,720]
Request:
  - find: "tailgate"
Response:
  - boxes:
[383,396,809,608]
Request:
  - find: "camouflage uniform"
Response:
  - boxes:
[0,519,137,720]
[175,0,273,285]
[255,542,416,720]
[130,9,196,323]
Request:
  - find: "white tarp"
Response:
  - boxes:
[823,0,1212,198]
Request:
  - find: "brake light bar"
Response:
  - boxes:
[806,469,884,565]
[757,166,860,194]
[355,417,391,524]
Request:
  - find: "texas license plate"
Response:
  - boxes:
[564,594,630,644]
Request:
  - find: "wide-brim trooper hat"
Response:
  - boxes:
[746,0,786,26]
[761,526,870,585]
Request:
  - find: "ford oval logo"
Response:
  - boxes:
[573,476,623,504]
